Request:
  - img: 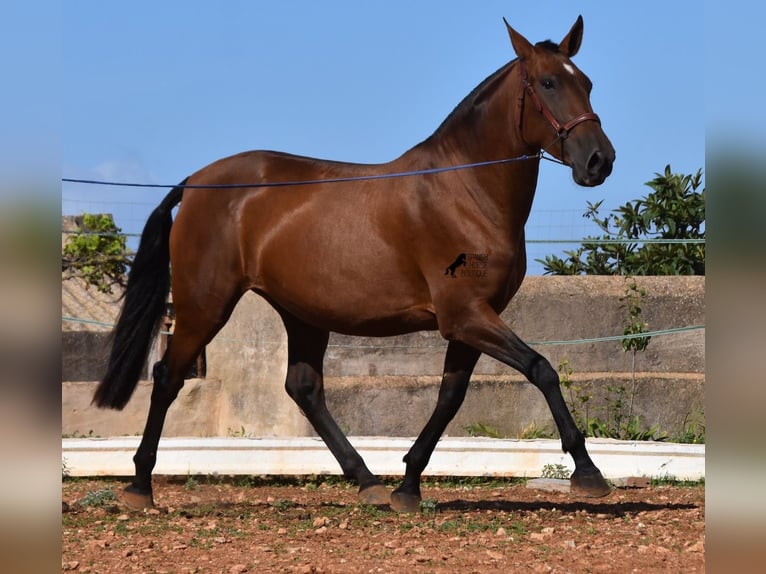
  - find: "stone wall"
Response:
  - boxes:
[62,276,704,439]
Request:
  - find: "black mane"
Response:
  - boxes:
[426,59,518,141]
[421,40,559,145]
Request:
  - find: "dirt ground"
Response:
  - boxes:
[62,476,704,573]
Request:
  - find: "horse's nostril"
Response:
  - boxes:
[587,151,603,172]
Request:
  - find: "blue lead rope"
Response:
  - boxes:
[62,152,558,190]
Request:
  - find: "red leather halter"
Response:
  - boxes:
[515,59,600,144]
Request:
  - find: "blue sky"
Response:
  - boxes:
[61,1,707,273]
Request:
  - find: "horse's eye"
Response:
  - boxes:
[541,79,555,90]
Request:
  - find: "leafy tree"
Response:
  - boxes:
[538,165,705,275]
[62,213,131,293]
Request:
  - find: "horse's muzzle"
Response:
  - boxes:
[574,146,615,187]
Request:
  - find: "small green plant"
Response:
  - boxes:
[559,357,669,441]
[271,499,297,511]
[80,489,117,507]
[558,358,593,434]
[184,475,200,491]
[464,422,502,438]
[518,422,555,439]
[62,458,71,479]
[652,475,704,487]
[674,410,705,444]
[62,430,96,438]
[541,463,570,480]
[227,425,255,438]
[419,498,439,514]
[621,278,652,425]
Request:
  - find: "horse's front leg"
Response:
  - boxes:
[440,304,611,498]
[391,341,481,512]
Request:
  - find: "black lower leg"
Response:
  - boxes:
[527,358,609,495]
[395,343,478,501]
[396,377,469,499]
[286,363,380,490]
[130,361,183,495]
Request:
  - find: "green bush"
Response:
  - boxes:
[538,165,704,275]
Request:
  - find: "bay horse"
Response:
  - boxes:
[94,16,615,513]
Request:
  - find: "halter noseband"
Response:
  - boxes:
[515,59,601,145]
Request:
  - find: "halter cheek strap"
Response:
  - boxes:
[516,59,601,142]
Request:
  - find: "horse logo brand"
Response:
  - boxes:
[444,253,467,277]
[445,252,488,278]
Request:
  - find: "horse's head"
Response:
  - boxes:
[506,16,615,187]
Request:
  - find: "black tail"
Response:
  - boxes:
[93,179,187,409]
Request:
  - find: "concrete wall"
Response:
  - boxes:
[62,276,704,439]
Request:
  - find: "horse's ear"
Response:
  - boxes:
[504,17,533,61]
[559,15,584,58]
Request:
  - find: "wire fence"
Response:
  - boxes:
[62,176,705,345]
[60,314,704,349]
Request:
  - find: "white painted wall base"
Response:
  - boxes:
[62,436,704,481]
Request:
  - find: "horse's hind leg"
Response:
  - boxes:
[122,300,237,510]
[279,311,389,506]
[390,341,481,513]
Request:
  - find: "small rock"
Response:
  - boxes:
[62,561,79,571]
[486,550,504,561]
[526,478,571,493]
[611,476,651,488]
[117,514,130,521]
[314,526,328,534]
[495,527,507,537]
[229,565,248,574]
[564,540,576,549]
[313,516,329,528]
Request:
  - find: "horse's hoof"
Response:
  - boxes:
[358,484,390,506]
[570,469,612,498]
[118,486,154,511]
[390,490,422,513]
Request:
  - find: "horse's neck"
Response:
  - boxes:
[393,65,542,229]
[417,116,541,229]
